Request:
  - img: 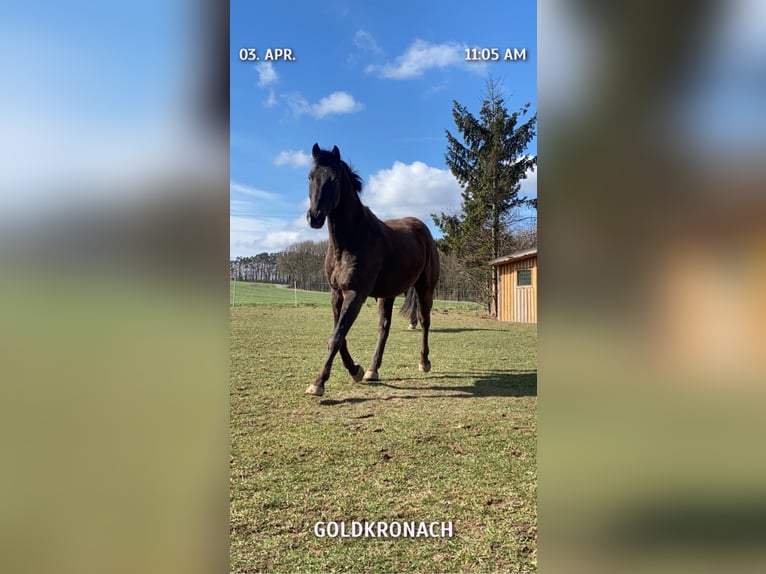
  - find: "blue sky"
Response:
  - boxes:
[231,0,538,258]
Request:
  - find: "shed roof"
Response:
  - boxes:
[488,248,537,267]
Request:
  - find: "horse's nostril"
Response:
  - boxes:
[307,210,326,229]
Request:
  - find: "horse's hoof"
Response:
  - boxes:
[351,365,364,383]
[363,370,379,381]
[418,362,431,373]
[305,384,324,396]
[408,324,417,330]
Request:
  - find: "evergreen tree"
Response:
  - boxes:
[433,79,537,314]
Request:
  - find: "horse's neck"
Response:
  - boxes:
[328,175,366,250]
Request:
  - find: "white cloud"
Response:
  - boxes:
[519,167,537,199]
[230,215,272,255]
[261,230,302,250]
[264,89,277,108]
[365,161,463,221]
[230,198,256,216]
[230,214,327,257]
[255,62,278,87]
[282,92,311,117]
[282,90,364,119]
[311,91,364,118]
[273,149,312,167]
[230,215,267,233]
[367,39,467,79]
[229,179,326,256]
[230,181,279,201]
[354,30,382,54]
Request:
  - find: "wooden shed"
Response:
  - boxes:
[489,248,537,323]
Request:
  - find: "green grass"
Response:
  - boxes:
[230,281,485,313]
[230,302,537,573]
[231,282,331,307]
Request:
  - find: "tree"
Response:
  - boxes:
[276,240,329,291]
[433,248,484,303]
[433,79,537,315]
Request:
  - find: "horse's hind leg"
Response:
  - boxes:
[415,285,434,372]
[405,286,418,329]
[364,297,394,381]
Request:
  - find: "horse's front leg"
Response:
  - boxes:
[306,289,365,396]
[330,289,364,383]
[364,297,394,381]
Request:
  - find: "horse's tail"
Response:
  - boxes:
[399,286,419,329]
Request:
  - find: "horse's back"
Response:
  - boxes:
[382,216,433,244]
[368,216,438,296]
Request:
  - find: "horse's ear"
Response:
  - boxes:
[312,143,320,159]
[331,146,340,161]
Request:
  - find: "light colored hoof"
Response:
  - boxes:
[418,362,431,373]
[305,384,324,396]
[351,365,364,382]
[408,324,417,330]
[363,370,379,381]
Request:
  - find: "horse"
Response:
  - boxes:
[305,143,440,396]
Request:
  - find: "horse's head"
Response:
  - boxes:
[307,143,342,229]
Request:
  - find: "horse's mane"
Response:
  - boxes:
[315,148,363,195]
[342,161,363,195]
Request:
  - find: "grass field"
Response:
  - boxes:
[230,288,537,573]
[230,281,485,313]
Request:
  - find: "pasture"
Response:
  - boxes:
[230,281,484,313]
[230,288,537,573]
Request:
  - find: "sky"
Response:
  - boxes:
[230,0,538,258]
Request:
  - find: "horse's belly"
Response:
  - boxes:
[369,268,421,299]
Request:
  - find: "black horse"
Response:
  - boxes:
[305,144,440,396]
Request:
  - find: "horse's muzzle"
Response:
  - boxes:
[307,209,326,229]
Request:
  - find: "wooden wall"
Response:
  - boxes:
[496,256,537,323]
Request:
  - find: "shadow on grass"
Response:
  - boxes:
[319,369,536,406]
[319,394,470,406]
[426,327,495,333]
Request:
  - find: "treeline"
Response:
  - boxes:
[229,241,328,290]
[272,240,329,292]
[230,252,281,282]
[230,225,536,304]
